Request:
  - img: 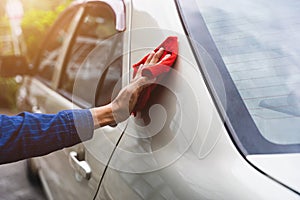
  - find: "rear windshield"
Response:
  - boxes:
[195,0,300,145]
[177,0,300,153]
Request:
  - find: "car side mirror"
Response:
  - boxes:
[0,55,32,77]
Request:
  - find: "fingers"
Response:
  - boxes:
[134,48,170,80]
[145,51,155,65]
[149,47,165,65]
[144,47,165,66]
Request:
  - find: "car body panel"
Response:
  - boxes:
[96,0,300,199]
[248,154,300,194]
[98,133,299,199]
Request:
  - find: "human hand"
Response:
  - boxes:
[91,48,170,128]
[110,48,170,124]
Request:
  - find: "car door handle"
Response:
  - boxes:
[69,151,91,180]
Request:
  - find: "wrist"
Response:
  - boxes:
[90,104,115,128]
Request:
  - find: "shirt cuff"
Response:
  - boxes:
[70,109,94,142]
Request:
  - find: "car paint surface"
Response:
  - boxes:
[248,154,300,194]
[96,0,300,199]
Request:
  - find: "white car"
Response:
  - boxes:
[1,0,299,199]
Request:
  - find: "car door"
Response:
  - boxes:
[94,0,225,199]
[95,0,300,200]
[22,1,128,200]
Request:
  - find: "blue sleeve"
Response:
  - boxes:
[0,109,94,164]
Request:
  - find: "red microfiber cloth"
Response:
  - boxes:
[132,36,178,115]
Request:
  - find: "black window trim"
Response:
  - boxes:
[175,0,300,155]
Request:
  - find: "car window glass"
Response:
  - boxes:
[36,8,78,82]
[197,0,300,145]
[59,3,122,107]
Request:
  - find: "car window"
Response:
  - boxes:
[36,7,78,83]
[177,0,300,153]
[196,0,300,145]
[59,3,122,108]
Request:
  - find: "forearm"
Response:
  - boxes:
[0,110,94,164]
